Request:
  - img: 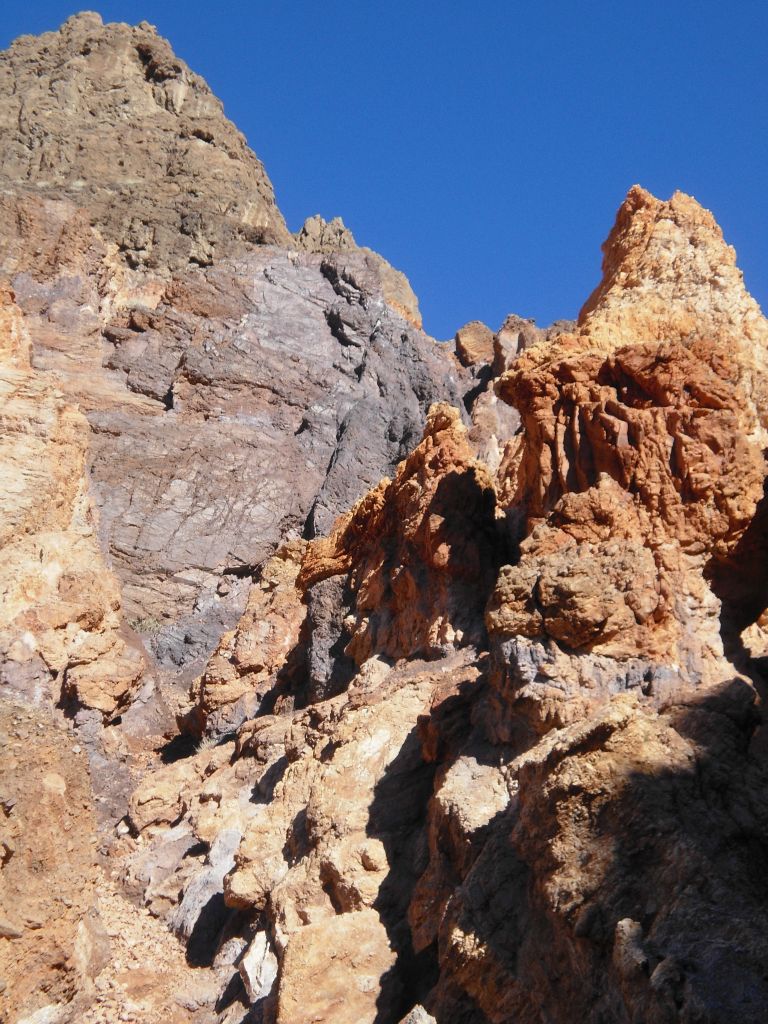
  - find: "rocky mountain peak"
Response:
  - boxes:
[576,185,768,434]
[296,213,423,328]
[296,214,358,253]
[0,13,291,269]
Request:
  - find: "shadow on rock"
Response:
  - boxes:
[438,676,768,1023]
[368,726,439,1023]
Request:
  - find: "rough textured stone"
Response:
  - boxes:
[399,1008,437,1024]
[454,320,494,367]
[0,285,143,717]
[296,213,423,328]
[299,404,503,665]
[430,683,768,1024]
[577,186,768,438]
[116,183,768,1024]
[190,542,307,734]
[0,15,468,685]
[277,910,397,1024]
[5,14,768,1024]
[0,13,291,270]
[11,238,466,672]
[239,931,278,1004]
[0,700,106,1022]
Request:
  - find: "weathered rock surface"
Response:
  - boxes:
[455,320,495,368]
[0,12,291,270]
[0,284,143,717]
[299,403,502,665]
[424,189,768,1020]
[488,188,768,722]
[123,183,768,1024]
[189,542,307,734]
[296,213,423,328]
[3,12,768,1024]
[86,245,463,644]
[0,15,467,686]
[1,202,466,677]
[578,186,768,438]
[459,315,575,475]
[190,402,503,733]
[0,699,106,1022]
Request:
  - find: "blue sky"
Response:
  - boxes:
[2,2,767,339]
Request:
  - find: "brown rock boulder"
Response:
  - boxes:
[454,320,494,367]
[277,910,397,1024]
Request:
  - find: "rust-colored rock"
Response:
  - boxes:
[421,189,768,1020]
[455,320,495,367]
[4,12,768,1021]
[0,285,143,717]
[190,542,307,734]
[299,403,501,667]
[125,186,768,1024]
[276,910,397,1024]
[0,700,106,1022]
[579,188,768,414]
[490,189,768,698]
[497,337,762,545]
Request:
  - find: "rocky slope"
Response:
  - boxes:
[0,13,468,699]
[2,13,768,1024]
[0,283,143,715]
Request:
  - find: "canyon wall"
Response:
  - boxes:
[2,14,768,1024]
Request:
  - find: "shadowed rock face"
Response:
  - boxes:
[4,14,768,1024]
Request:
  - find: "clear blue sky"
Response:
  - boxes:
[2,2,767,339]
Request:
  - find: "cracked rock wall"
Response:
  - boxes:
[3,13,768,1024]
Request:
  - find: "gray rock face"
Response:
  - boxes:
[305,575,356,702]
[171,827,241,944]
[484,635,684,744]
[86,247,465,664]
[297,214,423,328]
[123,823,200,918]
[238,931,278,1004]
[0,17,470,675]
